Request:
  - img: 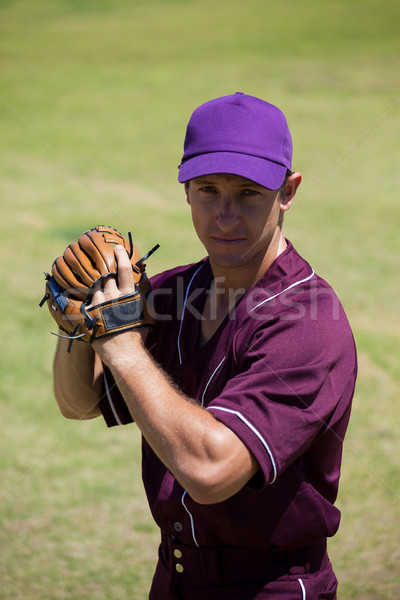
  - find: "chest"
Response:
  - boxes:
[148,303,238,407]
[198,309,230,348]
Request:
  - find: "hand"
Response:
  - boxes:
[89,245,148,362]
[89,245,136,306]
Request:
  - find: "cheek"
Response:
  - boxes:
[260,202,280,228]
[190,205,208,238]
[246,205,280,241]
[190,199,213,222]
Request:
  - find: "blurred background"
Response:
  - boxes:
[0,0,399,598]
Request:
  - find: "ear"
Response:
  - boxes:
[280,172,302,213]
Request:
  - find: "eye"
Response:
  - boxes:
[199,186,217,193]
[241,188,260,197]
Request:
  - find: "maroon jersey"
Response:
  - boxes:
[99,241,357,598]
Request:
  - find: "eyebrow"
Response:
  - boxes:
[238,180,263,188]
[193,177,216,184]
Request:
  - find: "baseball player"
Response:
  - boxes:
[49,93,357,599]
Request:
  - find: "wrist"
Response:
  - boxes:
[92,327,147,369]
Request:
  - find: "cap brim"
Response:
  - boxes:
[178,152,288,190]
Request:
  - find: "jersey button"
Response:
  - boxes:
[173,549,183,559]
[175,563,184,573]
[173,521,183,533]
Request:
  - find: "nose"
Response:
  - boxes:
[215,197,240,231]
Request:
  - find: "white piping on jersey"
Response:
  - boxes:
[181,490,199,547]
[177,264,205,365]
[201,356,226,406]
[298,578,306,600]
[250,270,315,312]
[208,406,278,484]
[103,371,123,426]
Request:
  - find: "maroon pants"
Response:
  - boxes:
[148,534,337,599]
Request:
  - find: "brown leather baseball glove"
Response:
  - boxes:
[40,225,159,350]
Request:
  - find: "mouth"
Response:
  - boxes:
[211,236,246,245]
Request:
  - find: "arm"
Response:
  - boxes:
[91,247,260,504]
[53,336,103,420]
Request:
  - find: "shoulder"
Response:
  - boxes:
[245,241,345,321]
[233,242,356,367]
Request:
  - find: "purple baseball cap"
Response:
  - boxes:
[178,92,293,190]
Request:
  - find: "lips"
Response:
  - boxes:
[211,236,246,245]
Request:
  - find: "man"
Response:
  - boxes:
[53,93,357,599]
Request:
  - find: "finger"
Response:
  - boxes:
[87,280,103,308]
[88,275,118,307]
[101,274,120,299]
[114,245,136,294]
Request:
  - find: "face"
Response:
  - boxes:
[186,173,289,272]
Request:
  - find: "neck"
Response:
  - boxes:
[199,233,287,347]
[209,230,287,297]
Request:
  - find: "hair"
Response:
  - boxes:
[279,169,293,199]
[278,170,293,228]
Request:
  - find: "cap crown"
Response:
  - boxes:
[181,93,292,169]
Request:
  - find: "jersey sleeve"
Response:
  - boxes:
[207,305,357,488]
[98,365,134,427]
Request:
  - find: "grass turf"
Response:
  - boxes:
[0,0,399,597]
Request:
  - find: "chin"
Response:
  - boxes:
[210,254,247,269]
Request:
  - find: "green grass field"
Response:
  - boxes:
[1,0,399,597]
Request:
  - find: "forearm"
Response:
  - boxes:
[95,332,258,503]
[53,338,103,419]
